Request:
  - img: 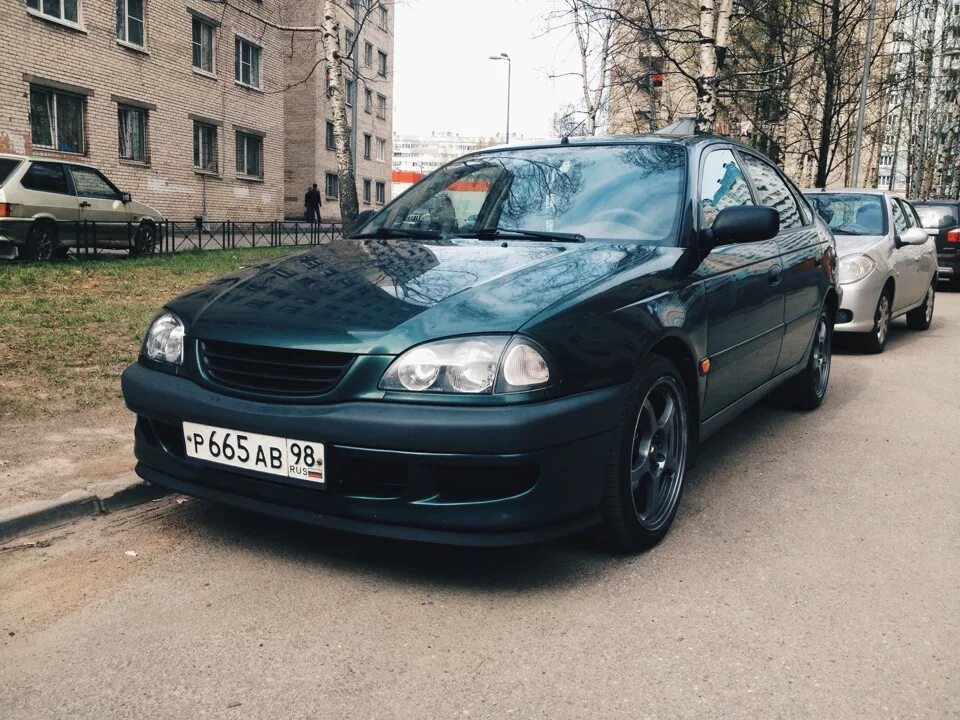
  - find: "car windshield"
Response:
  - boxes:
[806,193,887,236]
[359,143,687,244]
[915,204,958,229]
[0,158,21,187]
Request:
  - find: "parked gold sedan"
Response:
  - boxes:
[0,154,163,260]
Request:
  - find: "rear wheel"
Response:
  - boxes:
[601,356,690,552]
[906,281,935,330]
[23,222,58,261]
[857,290,891,353]
[782,309,832,410]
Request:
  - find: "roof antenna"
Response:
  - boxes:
[561,114,591,144]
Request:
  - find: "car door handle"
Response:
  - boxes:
[768,265,782,285]
[79,201,91,208]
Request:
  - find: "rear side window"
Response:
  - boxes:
[0,158,21,187]
[69,166,121,199]
[741,154,802,229]
[699,149,753,227]
[915,204,958,228]
[21,162,70,195]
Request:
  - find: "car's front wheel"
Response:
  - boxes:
[601,355,690,552]
[906,280,935,330]
[129,222,159,257]
[857,289,891,353]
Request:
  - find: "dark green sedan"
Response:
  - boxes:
[122,136,839,551]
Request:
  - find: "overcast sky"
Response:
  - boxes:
[392,0,586,140]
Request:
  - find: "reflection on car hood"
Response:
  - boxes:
[167,238,660,354]
[835,234,886,257]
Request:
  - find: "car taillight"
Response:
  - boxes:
[0,203,10,218]
[948,228,960,244]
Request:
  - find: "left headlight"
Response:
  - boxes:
[837,254,876,285]
[144,311,185,365]
[380,336,554,395]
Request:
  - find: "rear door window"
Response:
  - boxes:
[741,154,803,229]
[21,162,71,194]
[0,158,21,187]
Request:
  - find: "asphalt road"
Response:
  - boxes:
[2,290,958,720]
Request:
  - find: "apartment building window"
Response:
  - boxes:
[236,130,263,178]
[116,0,145,47]
[192,17,216,74]
[325,172,339,199]
[377,50,388,77]
[345,28,354,51]
[235,36,262,89]
[376,137,386,162]
[193,121,218,173]
[30,87,84,154]
[118,106,147,162]
[375,181,385,204]
[363,133,372,160]
[364,88,373,114]
[345,79,355,106]
[376,93,387,119]
[378,5,387,30]
[325,121,335,150]
[364,41,373,67]
[363,178,372,204]
[27,0,79,24]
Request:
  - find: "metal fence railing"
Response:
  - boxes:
[55,219,344,259]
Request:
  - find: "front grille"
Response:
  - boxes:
[199,339,354,397]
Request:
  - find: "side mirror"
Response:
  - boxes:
[708,206,780,247]
[120,192,132,203]
[356,209,378,225]
[897,227,928,246]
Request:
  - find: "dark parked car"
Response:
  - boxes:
[122,136,839,551]
[912,200,960,287]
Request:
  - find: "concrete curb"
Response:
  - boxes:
[0,474,168,543]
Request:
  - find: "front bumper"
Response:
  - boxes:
[835,271,886,333]
[122,363,625,546]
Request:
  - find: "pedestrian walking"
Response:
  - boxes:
[304,184,322,223]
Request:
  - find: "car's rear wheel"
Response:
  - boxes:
[857,289,891,353]
[129,222,158,257]
[782,309,832,410]
[23,221,58,261]
[601,355,690,552]
[906,280,935,330]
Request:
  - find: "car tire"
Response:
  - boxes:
[129,222,158,257]
[23,221,58,262]
[857,289,892,354]
[781,309,832,411]
[601,355,691,553]
[905,281,935,331]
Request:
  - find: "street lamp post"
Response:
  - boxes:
[488,52,511,143]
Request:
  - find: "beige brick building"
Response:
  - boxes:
[0,0,394,221]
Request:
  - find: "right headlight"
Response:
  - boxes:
[143,311,185,365]
[837,254,876,285]
[380,335,554,395]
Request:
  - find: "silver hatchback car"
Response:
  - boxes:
[805,189,937,353]
[0,154,163,261]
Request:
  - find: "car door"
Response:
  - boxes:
[17,162,80,243]
[890,197,925,310]
[695,146,785,419]
[899,199,937,300]
[67,165,133,246]
[738,152,825,374]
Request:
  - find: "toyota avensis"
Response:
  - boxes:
[122,136,840,551]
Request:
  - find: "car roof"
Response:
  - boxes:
[911,198,960,205]
[467,133,748,156]
[803,187,909,202]
[0,152,96,169]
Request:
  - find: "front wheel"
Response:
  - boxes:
[906,281,935,330]
[129,222,158,257]
[601,356,690,552]
[857,290,891,353]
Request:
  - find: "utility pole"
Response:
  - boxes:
[851,0,877,186]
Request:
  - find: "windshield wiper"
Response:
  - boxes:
[466,228,586,243]
[351,227,443,240]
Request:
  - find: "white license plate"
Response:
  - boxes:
[182,421,326,485]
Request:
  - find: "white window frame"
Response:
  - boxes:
[375,181,386,205]
[363,178,372,204]
[27,0,81,27]
[117,105,148,162]
[376,137,386,162]
[193,121,219,174]
[30,86,85,154]
[364,88,373,114]
[345,78,355,107]
[235,34,263,90]
[235,130,263,179]
[363,133,372,160]
[116,0,146,48]
[192,15,216,76]
[364,41,373,67]
[325,172,339,200]
[377,50,387,77]
[376,93,387,119]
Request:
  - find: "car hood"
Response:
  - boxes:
[834,234,886,258]
[168,237,665,355]
[130,199,163,220]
